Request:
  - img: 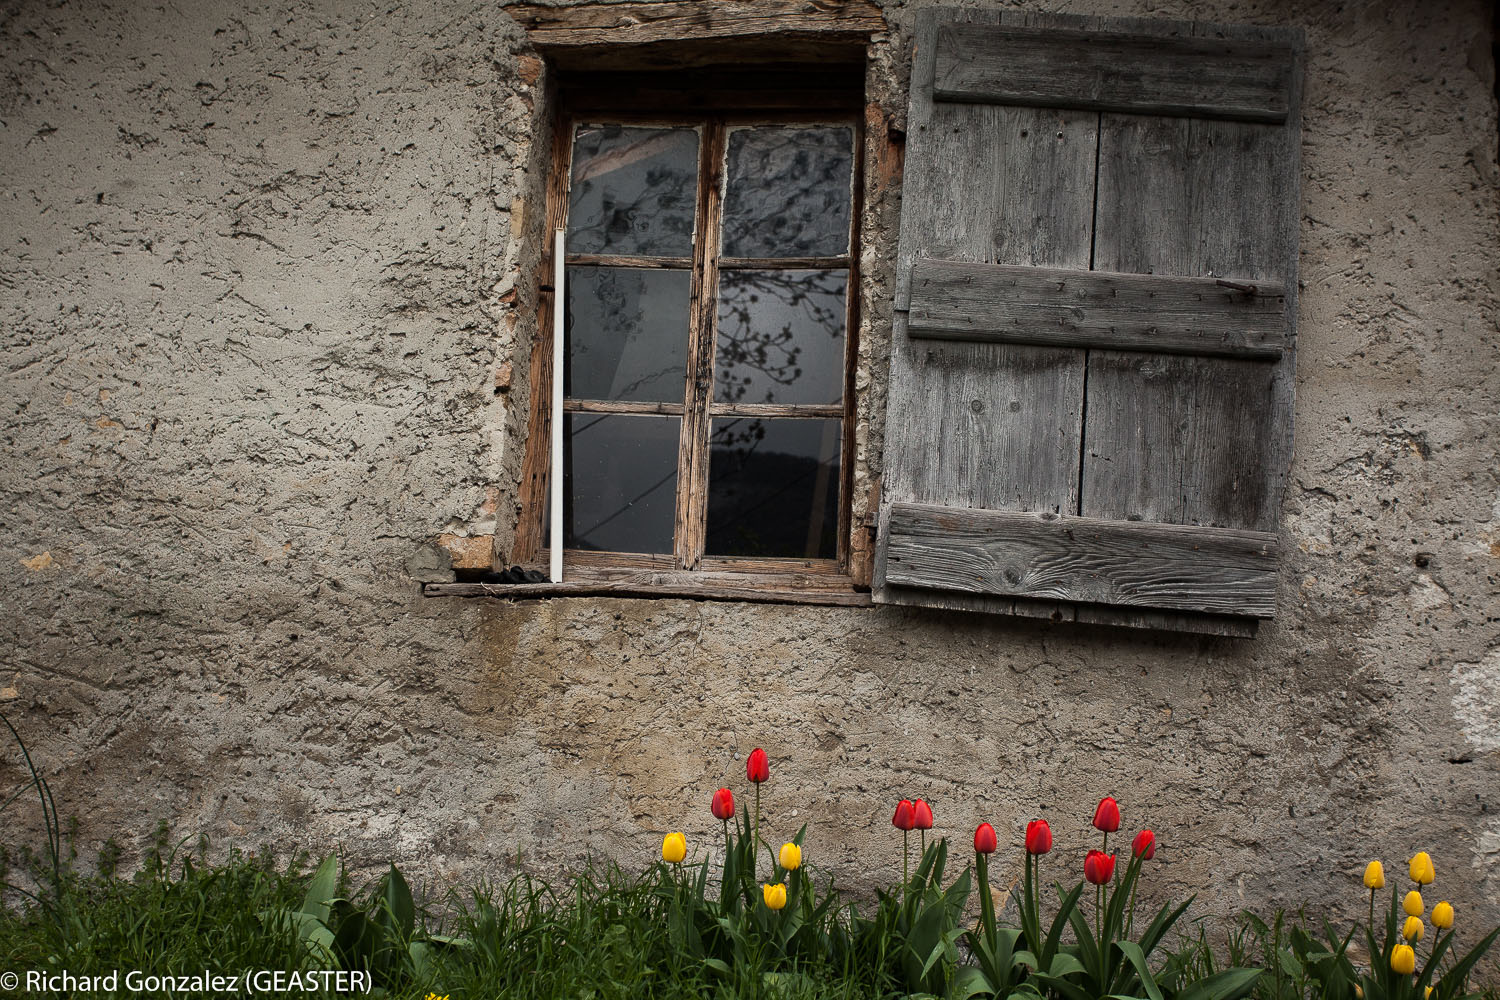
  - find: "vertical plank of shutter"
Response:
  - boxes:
[1077,19,1302,633]
[875,8,1097,619]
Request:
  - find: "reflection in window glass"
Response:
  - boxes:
[565,414,680,554]
[566,266,691,403]
[706,418,840,559]
[721,127,853,259]
[568,126,698,257]
[715,270,846,406]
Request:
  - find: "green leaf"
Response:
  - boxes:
[300,854,339,922]
[1175,967,1265,1000]
[702,958,730,976]
[955,965,996,999]
[383,864,415,942]
[1116,941,1165,1000]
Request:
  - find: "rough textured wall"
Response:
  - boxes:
[3,0,1498,962]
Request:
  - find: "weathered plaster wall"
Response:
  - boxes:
[3,0,1498,962]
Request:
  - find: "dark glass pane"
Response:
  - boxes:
[706,418,840,559]
[566,266,690,403]
[565,414,679,554]
[714,269,846,406]
[568,126,698,257]
[721,126,853,258]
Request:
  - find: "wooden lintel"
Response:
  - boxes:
[505,1,886,54]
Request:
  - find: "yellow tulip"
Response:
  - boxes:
[1355,985,1364,999]
[1402,915,1424,942]
[662,832,686,864]
[763,882,787,910]
[1391,944,1416,975]
[779,842,802,871]
[1409,851,1435,885]
[1425,988,1433,1000]
[1363,861,1385,889]
[1432,901,1454,929]
[1403,890,1424,917]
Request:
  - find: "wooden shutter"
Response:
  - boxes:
[874,10,1303,636]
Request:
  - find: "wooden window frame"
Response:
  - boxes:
[503,74,871,606]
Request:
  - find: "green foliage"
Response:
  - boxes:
[262,855,468,993]
[850,837,972,997]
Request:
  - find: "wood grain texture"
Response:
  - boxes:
[425,573,871,607]
[1086,26,1301,535]
[874,7,1101,621]
[933,22,1293,122]
[884,502,1278,616]
[511,106,573,564]
[505,1,885,48]
[908,259,1287,358]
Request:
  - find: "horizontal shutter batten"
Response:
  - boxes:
[907,259,1287,359]
[884,502,1279,617]
[933,22,1293,122]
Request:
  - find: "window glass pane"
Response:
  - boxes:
[714,269,846,406]
[721,126,853,258]
[566,266,690,403]
[568,126,698,257]
[706,418,840,560]
[565,414,679,554]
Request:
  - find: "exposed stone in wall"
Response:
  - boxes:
[2,0,1498,974]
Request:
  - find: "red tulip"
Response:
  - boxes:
[1132,829,1156,860]
[711,787,735,821]
[974,822,997,854]
[1084,849,1117,885]
[892,799,916,831]
[1092,797,1121,833]
[746,748,769,784]
[1025,819,1053,855]
[913,799,934,830]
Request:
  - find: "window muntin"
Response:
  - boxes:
[560,117,856,569]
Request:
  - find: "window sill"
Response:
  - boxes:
[422,569,871,607]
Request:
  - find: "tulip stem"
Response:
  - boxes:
[753,784,762,881]
[902,829,910,907]
[1368,889,1375,938]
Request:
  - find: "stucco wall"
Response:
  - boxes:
[3,0,1498,956]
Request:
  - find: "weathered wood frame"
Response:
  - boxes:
[504,89,870,601]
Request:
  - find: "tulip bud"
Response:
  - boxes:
[892,799,916,831]
[762,882,787,910]
[1408,851,1435,885]
[1363,861,1385,889]
[1132,829,1156,860]
[711,787,735,821]
[913,799,934,831]
[974,822,997,855]
[1391,944,1416,975]
[1084,849,1117,885]
[746,748,770,784]
[1403,890,1424,917]
[1092,797,1121,833]
[1402,916,1424,942]
[779,842,802,871]
[1425,988,1433,1000]
[662,832,686,865]
[1432,901,1454,929]
[1025,819,1052,855]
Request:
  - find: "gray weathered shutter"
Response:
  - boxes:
[874,10,1303,636]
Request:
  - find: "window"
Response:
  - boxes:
[561,118,856,570]
[457,3,1304,633]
